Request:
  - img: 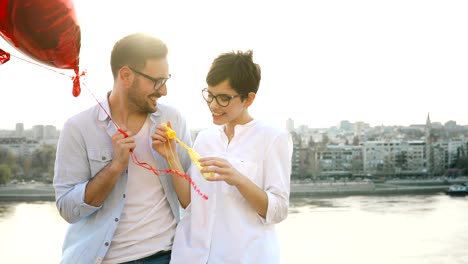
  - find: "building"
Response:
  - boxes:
[286,118,294,133]
[15,123,24,137]
[0,137,40,163]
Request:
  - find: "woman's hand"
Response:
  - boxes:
[151,122,177,160]
[199,157,246,186]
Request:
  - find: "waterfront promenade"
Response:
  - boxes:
[290,180,457,197]
[0,182,55,201]
[2,178,467,201]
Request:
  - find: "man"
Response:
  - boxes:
[53,33,192,264]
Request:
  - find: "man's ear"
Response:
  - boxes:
[118,66,134,87]
[244,92,256,107]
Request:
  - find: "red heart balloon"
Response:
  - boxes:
[0,0,81,69]
[0,0,82,96]
[0,48,10,64]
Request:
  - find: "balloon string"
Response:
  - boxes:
[80,78,120,129]
[2,50,82,96]
[80,78,208,200]
[165,140,209,200]
[9,53,72,77]
[164,141,176,170]
[1,51,208,199]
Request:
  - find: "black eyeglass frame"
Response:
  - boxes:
[201,88,241,107]
[128,66,171,90]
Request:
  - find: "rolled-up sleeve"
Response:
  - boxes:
[261,131,293,225]
[53,119,101,223]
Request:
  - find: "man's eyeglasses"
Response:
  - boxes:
[202,88,241,107]
[128,66,171,90]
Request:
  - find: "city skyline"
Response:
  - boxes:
[1,0,467,131]
[0,114,465,132]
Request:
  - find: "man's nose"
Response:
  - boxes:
[157,84,168,96]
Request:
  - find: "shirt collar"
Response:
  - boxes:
[98,98,112,122]
[218,119,258,133]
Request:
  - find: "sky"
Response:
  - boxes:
[1,0,468,131]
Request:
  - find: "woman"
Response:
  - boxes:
[153,50,293,264]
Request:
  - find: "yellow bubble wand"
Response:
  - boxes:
[162,123,214,180]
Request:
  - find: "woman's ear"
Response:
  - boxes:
[244,92,256,107]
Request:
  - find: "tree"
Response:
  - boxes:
[456,155,468,175]
[0,147,16,166]
[0,164,12,185]
[308,136,316,147]
[395,152,408,171]
[29,144,56,181]
[0,147,16,183]
[352,136,360,146]
[321,133,329,146]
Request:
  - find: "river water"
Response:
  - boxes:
[0,194,467,263]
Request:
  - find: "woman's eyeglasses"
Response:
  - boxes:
[202,88,241,107]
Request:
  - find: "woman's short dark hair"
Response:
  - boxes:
[206,50,261,98]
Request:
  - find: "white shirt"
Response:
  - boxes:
[170,119,293,264]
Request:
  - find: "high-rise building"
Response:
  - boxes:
[425,113,432,175]
[44,125,57,140]
[15,123,24,137]
[32,125,44,141]
[286,118,294,132]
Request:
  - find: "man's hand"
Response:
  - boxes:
[112,128,135,170]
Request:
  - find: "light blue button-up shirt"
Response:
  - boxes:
[53,99,192,264]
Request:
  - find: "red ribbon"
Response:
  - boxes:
[0,51,207,199]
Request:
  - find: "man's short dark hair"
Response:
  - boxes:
[110,33,168,79]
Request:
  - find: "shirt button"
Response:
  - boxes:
[115,218,119,222]
[123,194,126,198]
[102,156,106,160]
[105,242,109,246]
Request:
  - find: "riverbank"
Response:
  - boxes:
[290,178,468,198]
[290,182,447,198]
[2,179,466,201]
[0,183,55,201]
